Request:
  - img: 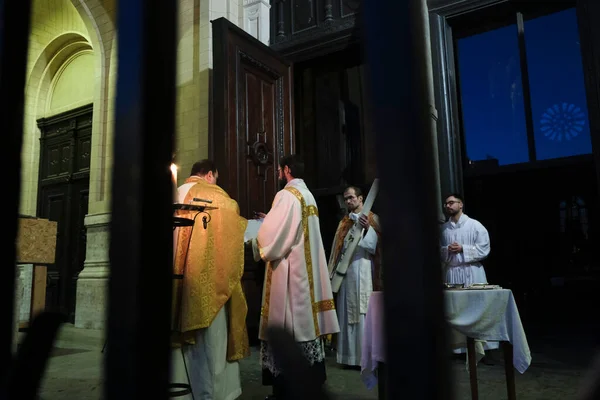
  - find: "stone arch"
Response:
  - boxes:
[21,0,116,214]
[34,35,93,116]
[69,0,116,208]
[21,32,93,214]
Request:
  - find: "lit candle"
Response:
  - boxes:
[170,163,178,202]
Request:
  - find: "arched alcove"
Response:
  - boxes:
[48,51,95,115]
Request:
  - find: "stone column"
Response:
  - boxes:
[75,212,110,330]
[242,0,270,45]
[13,265,24,352]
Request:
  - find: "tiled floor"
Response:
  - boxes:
[23,323,598,399]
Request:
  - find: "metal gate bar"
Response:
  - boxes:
[362,0,452,398]
[0,0,33,382]
[104,0,178,398]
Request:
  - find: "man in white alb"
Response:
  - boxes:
[440,193,498,357]
[440,193,490,286]
[328,186,381,368]
[251,154,340,400]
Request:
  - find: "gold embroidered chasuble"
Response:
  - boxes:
[255,179,340,342]
[172,177,250,361]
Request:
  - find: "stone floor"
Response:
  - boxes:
[27,323,598,400]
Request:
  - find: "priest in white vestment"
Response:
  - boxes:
[440,193,490,286]
[172,159,250,400]
[440,193,498,356]
[250,154,340,400]
[327,186,382,367]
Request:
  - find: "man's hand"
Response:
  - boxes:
[448,242,463,253]
[254,211,267,219]
[358,214,370,230]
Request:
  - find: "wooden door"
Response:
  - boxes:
[37,105,92,322]
[212,18,294,342]
[212,17,294,219]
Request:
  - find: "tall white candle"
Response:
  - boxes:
[170,163,178,202]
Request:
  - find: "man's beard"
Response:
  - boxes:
[278,178,286,190]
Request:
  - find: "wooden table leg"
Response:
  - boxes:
[467,337,479,400]
[503,341,516,400]
[30,264,47,321]
[378,362,386,400]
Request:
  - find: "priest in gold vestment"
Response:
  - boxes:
[172,160,250,400]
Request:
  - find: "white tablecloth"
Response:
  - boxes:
[360,289,532,389]
[445,289,531,373]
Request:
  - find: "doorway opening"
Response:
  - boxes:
[36,104,91,323]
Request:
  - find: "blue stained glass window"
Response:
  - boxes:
[525,8,592,160]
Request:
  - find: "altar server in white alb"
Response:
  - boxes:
[328,186,381,367]
[251,154,340,400]
[440,193,490,286]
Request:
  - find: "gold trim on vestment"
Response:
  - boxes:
[261,261,273,318]
[313,299,335,313]
[285,187,320,336]
[259,238,272,335]
[258,239,267,262]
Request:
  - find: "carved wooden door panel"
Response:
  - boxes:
[212,17,294,219]
[37,105,91,322]
[212,18,294,342]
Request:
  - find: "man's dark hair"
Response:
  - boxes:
[190,159,217,176]
[445,193,464,203]
[344,186,363,199]
[279,154,305,179]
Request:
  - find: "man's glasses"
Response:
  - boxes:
[444,201,461,206]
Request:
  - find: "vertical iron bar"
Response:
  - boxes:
[105,0,177,398]
[576,0,600,199]
[516,12,537,162]
[0,0,33,379]
[362,0,451,399]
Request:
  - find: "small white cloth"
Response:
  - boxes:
[244,219,263,242]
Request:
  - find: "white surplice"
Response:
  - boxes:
[440,213,498,354]
[331,212,377,366]
[170,177,242,400]
[252,178,340,375]
[440,214,490,286]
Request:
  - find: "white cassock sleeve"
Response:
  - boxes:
[358,226,378,255]
[252,190,301,263]
[462,222,490,263]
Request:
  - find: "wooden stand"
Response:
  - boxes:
[16,216,58,328]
